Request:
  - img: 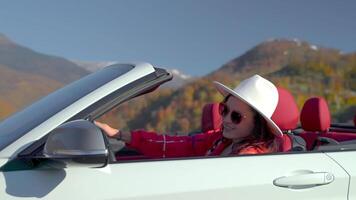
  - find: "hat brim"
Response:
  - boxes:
[214,81,283,137]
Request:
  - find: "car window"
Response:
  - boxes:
[97,86,175,134]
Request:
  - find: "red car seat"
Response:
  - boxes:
[300,97,331,132]
[272,87,306,152]
[298,97,356,150]
[271,87,299,132]
[201,103,222,133]
[299,97,331,150]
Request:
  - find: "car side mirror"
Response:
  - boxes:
[43,120,108,168]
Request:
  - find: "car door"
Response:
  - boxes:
[0,151,349,199]
[326,151,356,200]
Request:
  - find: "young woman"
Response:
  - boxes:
[95,74,283,158]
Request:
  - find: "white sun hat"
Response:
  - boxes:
[214,74,283,137]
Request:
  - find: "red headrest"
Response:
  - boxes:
[271,87,299,131]
[201,103,222,132]
[300,97,331,132]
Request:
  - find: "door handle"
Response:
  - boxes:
[273,171,334,189]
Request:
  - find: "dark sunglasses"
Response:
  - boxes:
[219,103,246,125]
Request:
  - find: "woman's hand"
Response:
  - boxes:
[94,121,119,138]
[94,121,132,143]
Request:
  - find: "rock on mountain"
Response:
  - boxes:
[72,60,118,72]
[162,68,195,89]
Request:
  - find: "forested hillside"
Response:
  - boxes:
[99,39,355,133]
[1,36,354,132]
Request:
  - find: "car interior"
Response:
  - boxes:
[112,87,356,162]
[274,88,356,152]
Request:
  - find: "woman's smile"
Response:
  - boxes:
[223,123,236,131]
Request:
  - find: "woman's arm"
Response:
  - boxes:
[95,121,220,158]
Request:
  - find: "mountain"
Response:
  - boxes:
[1,34,354,129]
[216,39,354,88]
[72,60,195,88]
[0,33,90,120]
[210,38,344,79]
[206,39,355,112]
[0,34,89,84]
[102,39,355,133]
[0,63,63,108]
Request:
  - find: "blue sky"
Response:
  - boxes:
[0,0,356,76]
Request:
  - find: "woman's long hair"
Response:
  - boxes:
[222,95,280,154]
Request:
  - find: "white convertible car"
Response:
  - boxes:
[0,63,355,200]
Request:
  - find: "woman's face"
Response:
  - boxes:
[222,96,256,142]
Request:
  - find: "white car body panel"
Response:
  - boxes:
[326,151,355,200]
[0,153,349,199]
[0,63,155,160]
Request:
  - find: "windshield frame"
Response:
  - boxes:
[0,63,156,153]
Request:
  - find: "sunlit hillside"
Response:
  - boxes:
[0,36,354,132]
[99,39,356,133]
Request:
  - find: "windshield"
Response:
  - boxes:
[0,64,134,150]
